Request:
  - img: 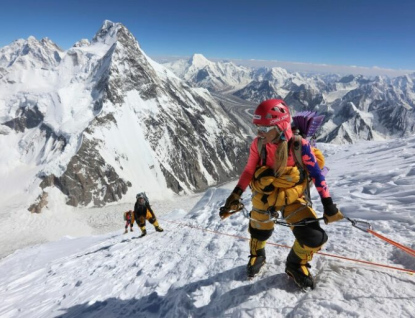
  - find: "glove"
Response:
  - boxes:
[225,187,243,208]
[220,187,243,219]
[321,197,344,224]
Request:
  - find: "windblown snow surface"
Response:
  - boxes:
[1,137,415,318]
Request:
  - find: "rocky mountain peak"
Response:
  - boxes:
[269,67,290,78]
[91,20,138,49]
[73,39,91,48]
[190,53,211,68]
[393,74,414,87]
[339,74,356,83]
[0,36,62,69]
[92,20,118,43]
[163,54,253,92]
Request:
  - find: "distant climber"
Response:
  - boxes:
[134,193,164,237]
[123,210,134,234]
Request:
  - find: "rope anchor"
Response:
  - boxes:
[346,217,373,232]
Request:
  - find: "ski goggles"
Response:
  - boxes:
[256,125,278,133]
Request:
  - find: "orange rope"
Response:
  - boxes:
[367,229,415,257]
[163,219,415,274]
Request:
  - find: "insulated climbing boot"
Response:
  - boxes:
[139,229,147,238]
[130,228,134,232]
[247,254,266,278]
[285,245,316,290]
[285,262,315,290]
[123,229,128,234]
[247,238,267,278]
[152,220,163,232]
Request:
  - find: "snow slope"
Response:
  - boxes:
[1,137,415,317]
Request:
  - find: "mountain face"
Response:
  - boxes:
[233,80,283,102]
[0,36,63,70]
[318,76,415,142]
[284,84,324,112]
[319,102,375,144]
[163,56,415,144]
[0,21,250,212]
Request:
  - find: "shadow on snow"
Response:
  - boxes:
[57,265,294,318]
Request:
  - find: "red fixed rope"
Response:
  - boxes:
[163,219,415,274]
[367,229,415,258]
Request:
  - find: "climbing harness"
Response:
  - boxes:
[240,203,324,227]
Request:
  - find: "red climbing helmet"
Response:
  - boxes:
[253,99,292,140]
[253,99,290,126]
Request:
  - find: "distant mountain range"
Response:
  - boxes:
[163,55,415,143]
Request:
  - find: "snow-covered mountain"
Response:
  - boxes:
[1,136,415,317]
[163,54,252,92]
[318,74,415,143]
[233,80,283,102]
[0,36,63,70]
[0,21,250,212]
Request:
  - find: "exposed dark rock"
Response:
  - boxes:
[3,105,44,132]
[196,68,209,81]
[284,85,324,112]
[28,191,49,213]
[40,139,130,207]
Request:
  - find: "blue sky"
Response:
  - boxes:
[1,0,414,71]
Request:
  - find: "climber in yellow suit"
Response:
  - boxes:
[133,193,164,237]
[221,99,343,289]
